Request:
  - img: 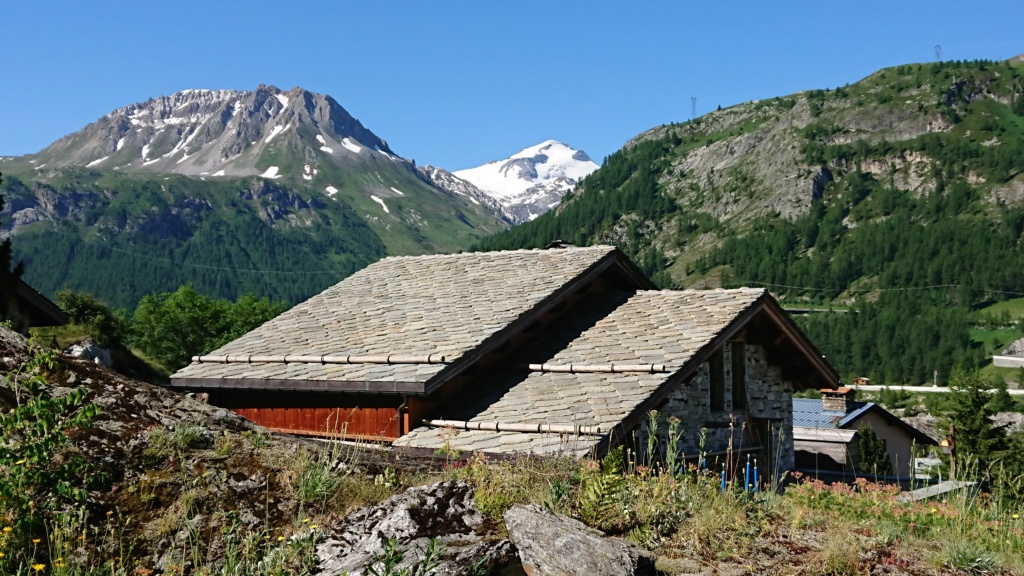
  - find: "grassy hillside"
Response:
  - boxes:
[479,58,1024,385]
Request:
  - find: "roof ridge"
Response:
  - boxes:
[376,245,618,262]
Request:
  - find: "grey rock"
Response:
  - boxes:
[316,480,519,576]
[503,504,655,576]
[64,338,112,367]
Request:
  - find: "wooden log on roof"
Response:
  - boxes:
[526,363,668,374]
[421,418,605,436]
[192,353,448,365]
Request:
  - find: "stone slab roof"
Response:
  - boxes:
[395,288,766,455]
[171,246,618,386]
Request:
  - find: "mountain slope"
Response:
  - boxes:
[454,140,598,223]
[1,86,510,306]
[479,57,1024,384]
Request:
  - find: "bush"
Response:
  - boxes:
[54,289,129,346]
[130,284,285,371]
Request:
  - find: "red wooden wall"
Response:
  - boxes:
[209,391,402,440]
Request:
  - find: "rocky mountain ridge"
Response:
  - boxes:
[0,86,512,306]
[32,85,395,178]
[482,58,1024,279]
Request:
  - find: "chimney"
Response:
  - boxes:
[821,387,855,413]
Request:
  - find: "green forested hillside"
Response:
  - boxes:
[480,58,1024,385]
[3,170,385,308]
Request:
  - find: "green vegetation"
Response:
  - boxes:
[1,352,1023,573]
[2,171,386,309]
[856,424,893,477]
[0,341,100,540]
[130,284,285,371]
[480,59,1024,385]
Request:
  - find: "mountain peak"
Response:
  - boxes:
[33,85,395,178]
[453,140,598,223]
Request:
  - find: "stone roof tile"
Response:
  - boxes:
[172,246,618,384]
[397,288,766,454]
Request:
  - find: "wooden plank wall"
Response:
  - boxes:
[209,391,401,440]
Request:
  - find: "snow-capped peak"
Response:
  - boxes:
[453,140,598,223]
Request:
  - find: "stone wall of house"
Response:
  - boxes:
[638,343,795,473]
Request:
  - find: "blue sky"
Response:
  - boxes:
[1,1,1021,170]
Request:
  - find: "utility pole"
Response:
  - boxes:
[948,423,956,481]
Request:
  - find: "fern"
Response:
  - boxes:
[578,472,623,528]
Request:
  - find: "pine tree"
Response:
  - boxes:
[942,370,1008,458]
[857,423,893,477]
[0,172,25,321]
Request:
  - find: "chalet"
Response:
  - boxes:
[4,278,68,335]
[170,246,839,471]
[793,388,936,479]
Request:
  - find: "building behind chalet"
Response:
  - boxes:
[171,246,840,475]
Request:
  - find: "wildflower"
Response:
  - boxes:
[32,538,41,544]
[32,564,45,572]
[277,536,285,541]
[106,510,113,517]
[2,526,10,532]
[1014,514,1020,520]
[930,507,937,514]
[310,525,318,529]
[302,518,310,524]
[0,552,4,558]
[15,460,25,465]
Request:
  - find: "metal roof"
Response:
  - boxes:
[792,398,874,429]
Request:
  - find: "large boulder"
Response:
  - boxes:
[65,337,112,367]
[316,480,518,576]
[504,504,655,576]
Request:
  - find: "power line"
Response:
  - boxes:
[31,227,354,276]
[724,279,1024,298]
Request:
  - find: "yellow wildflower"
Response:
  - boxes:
[2,526,10,532]
[0,552,5,558]
[302,518,310,523]
[310,525,318,529]
[32,538,41,544]
[32,564,45,572]
[277,536,285,541]
[15,460,25,465]
[1014,514,1020,519]
[930,507,937,514]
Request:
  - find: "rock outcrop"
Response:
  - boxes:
[504,504,655,576]
[316,480,518,576]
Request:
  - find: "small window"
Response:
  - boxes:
[731,341,747,409]
[709,348,725,411]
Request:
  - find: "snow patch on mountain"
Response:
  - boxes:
[453,140,598,223]
[370,195,389,213]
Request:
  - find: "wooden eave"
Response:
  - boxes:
[171,377,424,394]
[13,279,68,326]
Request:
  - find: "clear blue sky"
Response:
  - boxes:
[1,1,1021,171]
